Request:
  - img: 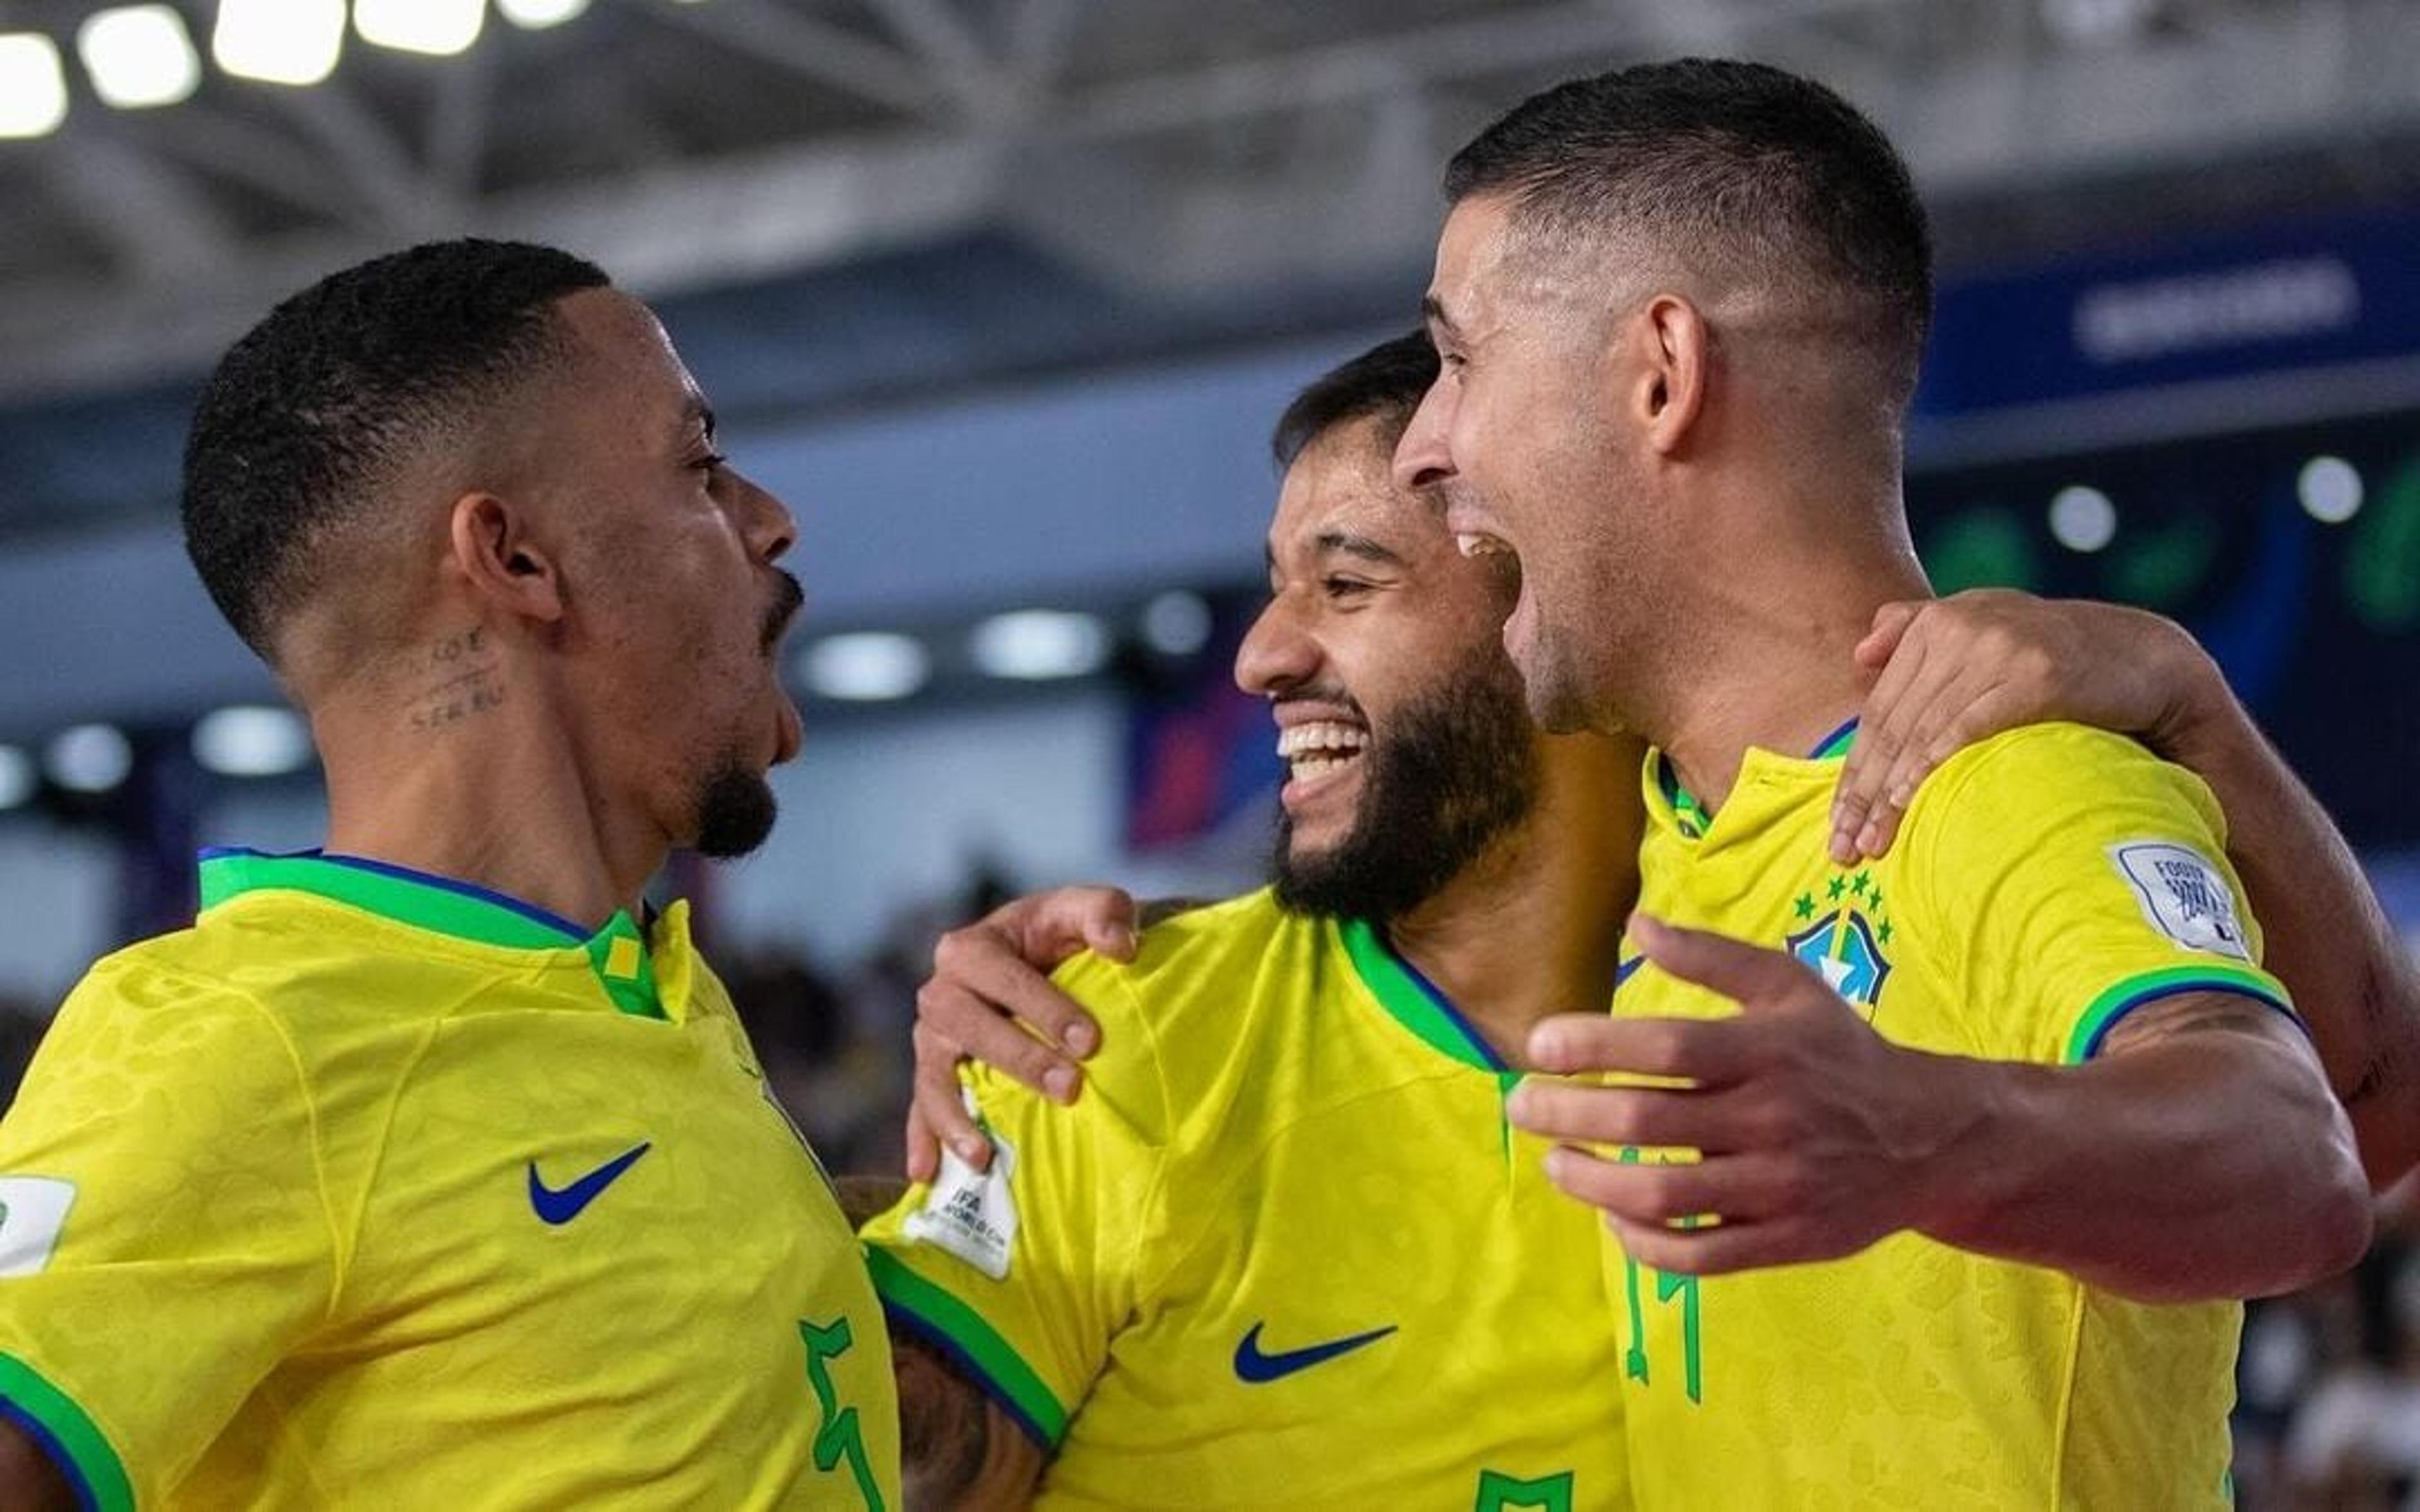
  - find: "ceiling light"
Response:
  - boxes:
[2297,455,2364,525]
[192,706,314,777]
[355,0,485,57]
[0,746,32,811]
[802,633,930,702]
[1141,591,1213,657]
[0,34,69,139]
[213,0,345,85]
[970,610,1111,681]
[498,0,594,28]
[45,724,133,794]
[78,6,201,109]
[2048,485,2118,553]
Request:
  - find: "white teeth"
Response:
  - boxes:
[1456,532,1511,558]
[1277,720,1370,762]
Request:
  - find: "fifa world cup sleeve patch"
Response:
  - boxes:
[0,1177,76,1277]
[902,1092,1018,1280]
[2109,840,2254,963]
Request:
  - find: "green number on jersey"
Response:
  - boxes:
[800,1315,887,1510]
[1475,1469,1574,1511]
[1617,1147,1703,1404]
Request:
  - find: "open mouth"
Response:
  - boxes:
[1277,719,1369,784]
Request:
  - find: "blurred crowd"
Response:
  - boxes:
[0,884,2414,1511]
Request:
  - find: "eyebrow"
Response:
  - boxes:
[677,392,718,447]
[1315,529,1403,566]
[1420,295,1459,340]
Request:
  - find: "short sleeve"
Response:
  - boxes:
[0,961,339,1510]
[859,949,1170,1452]
[1900,723,2297,1066]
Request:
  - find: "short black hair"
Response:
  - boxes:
[1270,331,1441,470]
[182,238,610,660]
[1445,58,1933,403]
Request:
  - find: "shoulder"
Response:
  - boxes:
[1906,721,2223,845]
[1051,888,1325,1045]
[971,890,1329,1145]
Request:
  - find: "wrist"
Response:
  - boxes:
[1900,1053,2024,1249]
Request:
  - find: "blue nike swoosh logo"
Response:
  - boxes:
[527,1142,652,1225]
[1231,1320,1398,1383]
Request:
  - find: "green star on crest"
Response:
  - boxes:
[1794,893,1816,919]
[1851,869,1872,897]
[1826,876,1848,901]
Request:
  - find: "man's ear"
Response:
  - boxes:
[447,492,565,625]
[1627,293,1711,457]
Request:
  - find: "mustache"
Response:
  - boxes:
[761,571,805,650]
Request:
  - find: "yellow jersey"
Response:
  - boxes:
[1615,721,2295,1510]
[861,890,1628,1510]
[0,848,899,1511]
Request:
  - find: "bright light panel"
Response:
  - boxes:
[213,0,345,86]
[0,34,69,140]
[971,610,1111,681]
[355,0,486,57]
[2048,485,2118,554]
[45,724,133,794]
[2298,455,2365,524]
[0,746,32,811]
[498,0,594,28]
[79,6,201,110]
[193,706,314,777]
[803,633,931,702]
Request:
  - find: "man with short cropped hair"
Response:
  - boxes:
[0,239,896,1511]
[1395,57,2369,1506]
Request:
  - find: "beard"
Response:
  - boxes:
[1270,642,1540,922]
[692,754,779,859]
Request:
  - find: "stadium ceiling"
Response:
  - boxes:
[3,0,2420,527]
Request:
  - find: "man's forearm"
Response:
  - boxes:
[894,1327,1045,1511]
[1915,1005,2370,1302]
[0,1421,75,1512]
[2160,673,2420,1187]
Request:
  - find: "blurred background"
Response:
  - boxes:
[1,0,2417,1503]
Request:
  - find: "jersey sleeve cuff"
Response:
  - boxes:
[0,1352,137,1512]
[862,1244,1071,1452]
[2062,962,2302,1063]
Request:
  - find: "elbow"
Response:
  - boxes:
[2307,1155,2375,1286]
[2270,1108,2374,1296]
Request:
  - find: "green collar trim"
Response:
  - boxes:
[198,849,663,1019]
[1339,918,1507,1073]
[1654,717,1861,837]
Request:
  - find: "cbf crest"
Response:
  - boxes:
[1785,867,1894,1017]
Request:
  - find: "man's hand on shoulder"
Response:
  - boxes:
[906,886,1138,1182]
[1832,590,2216,864]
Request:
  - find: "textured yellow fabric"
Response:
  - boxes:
[863,890,1629,1511]
[1615,723,2291,1511]
[0,853,897,1511]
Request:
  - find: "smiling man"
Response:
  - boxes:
[0,241,895,1510]
[1392,58,2371,1508]
[861,334,1642,1510]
